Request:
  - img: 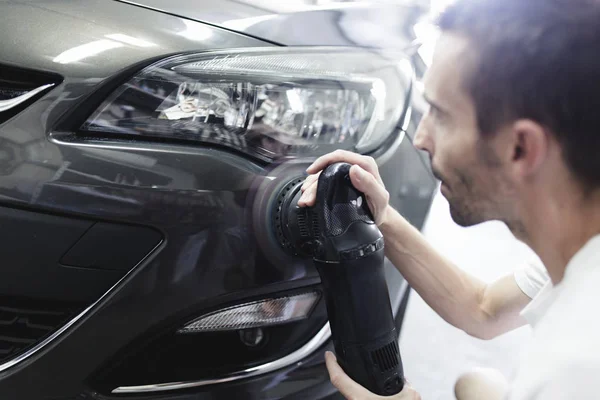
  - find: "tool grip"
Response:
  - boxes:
[315,251,404,396]
[312,162,404,395]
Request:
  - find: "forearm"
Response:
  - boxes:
[380,207,491,338]
[299,150,526,338]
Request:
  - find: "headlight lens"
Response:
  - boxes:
[82,48,412,160]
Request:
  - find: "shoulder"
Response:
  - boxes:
[511,276,600,399]
[536,273,600,343]
[511,352,600,400]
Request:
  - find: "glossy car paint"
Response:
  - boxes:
[116,0,425,48]
[0,1,435,399]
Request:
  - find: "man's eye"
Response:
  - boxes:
[427,105,439,118]
[428,106,445,122]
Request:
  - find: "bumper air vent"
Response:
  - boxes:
[0,64,62,124]
[0,296,84,364]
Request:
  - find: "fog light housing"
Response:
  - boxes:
[178,291,320,333]
[238,327,266,348]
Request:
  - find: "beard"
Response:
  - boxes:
[432,141,508,227]
[436,166,489,227]
[447,197,485,227]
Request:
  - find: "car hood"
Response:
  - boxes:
[117,0,425,49]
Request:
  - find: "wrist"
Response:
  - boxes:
[376,204,393,228]
[378,205,413,234]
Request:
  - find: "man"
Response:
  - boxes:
[298,0,600,398]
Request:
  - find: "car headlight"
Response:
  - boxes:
[82,47,412,160]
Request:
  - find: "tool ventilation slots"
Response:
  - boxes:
[311,211,320,238]
[297,212,309,237]
[290,194,320,239]
[0,296,83,363]
[371,341,400,372]
[274,178,304,251]
[0,64,61,124]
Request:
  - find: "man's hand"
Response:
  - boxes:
[325,351,421,400]
[297,150,391,226]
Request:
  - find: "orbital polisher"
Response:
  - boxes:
[274,162,405,396]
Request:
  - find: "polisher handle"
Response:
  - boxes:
[313,162,404,396]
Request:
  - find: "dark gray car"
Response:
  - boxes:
[0,1,435,399]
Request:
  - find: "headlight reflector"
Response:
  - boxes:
[82,48,412,159]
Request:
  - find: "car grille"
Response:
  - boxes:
[0,296,84,364]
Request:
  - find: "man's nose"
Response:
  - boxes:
[413,123,433,155]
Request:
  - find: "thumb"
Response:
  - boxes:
[325,351,374,399]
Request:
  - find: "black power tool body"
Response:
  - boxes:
[277,162,404,396]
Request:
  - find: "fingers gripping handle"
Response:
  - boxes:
[312,162,381,261]
[316,162,374,236]
[313,162,404,395]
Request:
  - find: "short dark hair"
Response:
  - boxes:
[438,0,600,189]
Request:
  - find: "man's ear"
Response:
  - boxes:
[510,119,549,179]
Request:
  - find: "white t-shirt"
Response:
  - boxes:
[508,235,600,400]
[514,256,550,300]
[514,256,552,327]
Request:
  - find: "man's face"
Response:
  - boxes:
[414,33,513,227]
